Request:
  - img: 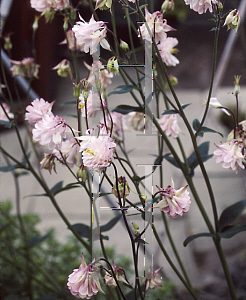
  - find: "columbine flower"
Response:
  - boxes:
[30,0,69,12]
[154,179,191,217]
[202,97,230,116]
[139,7,175,43]
[67,254,104,299]
[102,112,124,140]
[124,112,148,132]
[162,0,175,13]
[85,61,113,89]
[53,138,80,167]
[25,98,55,125]
[40,153,56,173]
[95,0,112,10]
[79,125,116,172]
[32,114,67,150]
[223,9,240,32]
[104,261,128,287]
[79,90,107,118]
[213,140,245,174]
[107,57,119,75]
[120,39,129,52]
[52,59,71,77]
[157,114,180,138]
[143,268,163,290]
[112,176,130,199]
[157,37,179,66]
[72,14,110,55]
[10,58,39,79]
[184,0,216,14]
[0,103,14,121]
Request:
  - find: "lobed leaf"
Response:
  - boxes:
[183,232,215,247]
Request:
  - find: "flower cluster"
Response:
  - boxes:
[184,0,216,14]
[10,58,39,79]
[143,268,163,290]
[30,0,69,12]
[154,179,191,217]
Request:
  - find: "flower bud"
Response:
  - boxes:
[223,9,240,32]
[43,8,55,23]
[4,35,12,52]
[107,57,119,75]
[132,222,140,235]
[52,59,71,77]
[120,39,129,52]
[95,0,112,10]
[161,0,174,13]
[32,16,39,32]
[74,84,81,99]
[63,17,69,32]
[112,176,130,199]
[164,75,178,89]
[234,75,241,96]
[77,165,87,182]
[40,153,56,174]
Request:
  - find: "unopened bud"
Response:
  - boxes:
[4,35,12,52]
[112,176,130,199]
[161,0,174,13]
[107,57,119,75]
[77,165,87,182]
[120,39,129,52]
[33,15,39,32]
[40,153,56,174]
[63,17,68,32]
[132,222,140,235]
[74,84,81,99]
[95,0,112,10]
[164,75,178,89]
[223,9,240,32]
[234,75,241,96]
[52,59,71,77]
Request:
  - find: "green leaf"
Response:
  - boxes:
[108,84,135,96]
[112,105,144,115]
[162,104,191,115]
[52,182,81,196]
[100,214,122,232]
[193,119,223,137]
[50,181,63,195]
[217,223,246,238]
[183,232,215,247]
[0,120,14,128]
[218,199,246,231]
[71,223,109,240]
[27,233,51,248]
[0,165,20,172]
[163,155,180,168]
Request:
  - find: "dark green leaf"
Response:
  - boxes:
[71,223,91,238]
[218,199,246,231]
[21,152,32,166]
[187,142,212,172]
[162,104,191,115]
[183,232,215,247]
[108,85,135,96]
[50,181,63,195]
[199,126,223,137]
[100,214,122,232]
[0,165,19,172]
[99,192,112,197]
[217,223,246,238]
[0,120,14,128]
[52,182,81,196]
[112,105,143,115]
[163,155,180,168]
[193,119,223,137]
[27,233,51,247]
[193,118,200,131]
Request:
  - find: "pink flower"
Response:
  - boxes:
[154,179,191,217]
[52,59,71,77]
[123,112,148,132]
[143,268,163,290]
[223,9,240,32]
[79,125,116,172]
[213,140,245,174]
[67,254,104,299]
[25,98,55,125]
[53,138,80,167]
[85,61,113,89]
[32,114,67,150]
[157,37,179,66]
[0,103,14,121]
[30,0,69,12]
[10,57,39,79]
[72,14,110,55]
[157,114,180,138]
[184,0,216,14]
[104,261,128,287]
[79,90,107,118]
[139,7,175,43]
[102,112,124,139]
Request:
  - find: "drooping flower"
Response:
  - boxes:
[104,261,128,287]
[213,140,245,174]
[40,153,57,173]
[157,37,179,66]
[101,111,124,140]
[184,0,216,14]
[32,114,67,150]
[30,0,69,12]
[95,0,112,10]
[53,138,80,167]
[142,268,163,290]
[123,112,148,132]
[0,103,14,121]
[223,9,240,32]
[202,97,230,116]
[79,90,107,118]
[52,59,72,77]
[25,98,55,125]
[10,57,39,79]
[67,254,104,299]
[79,125,116,172]
[85,61,113,89]
[139,7,175,43]
[154,179,191,217]
[157,114,180,138]
[72,14,110,55]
